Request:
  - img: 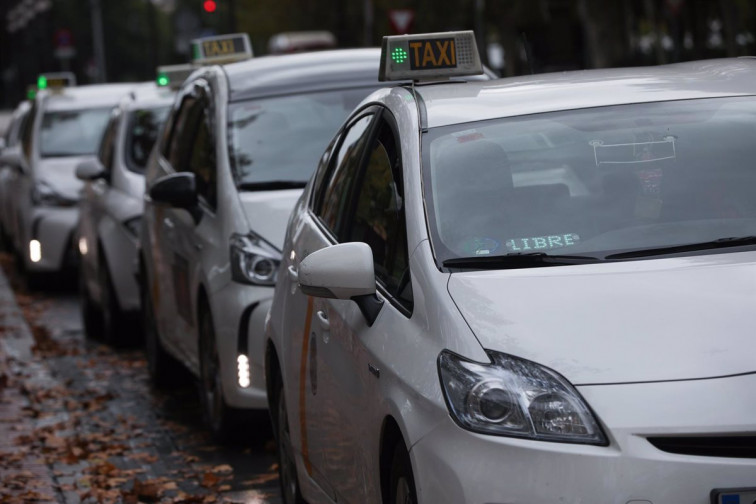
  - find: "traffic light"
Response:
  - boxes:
[203,0,217,13]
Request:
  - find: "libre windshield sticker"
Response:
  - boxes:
[505,233,580,252]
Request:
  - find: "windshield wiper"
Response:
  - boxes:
[237,180,307,191]
[605,236,756,260]
[443,252,602,270]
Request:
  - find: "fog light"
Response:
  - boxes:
[78,237,88,256]
[237,354,250,388]
[29,240,42,263]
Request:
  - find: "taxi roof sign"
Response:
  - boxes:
[156,64,194,90]
[379,31,483,82]
[37,72,76,90]
[191,33,253,65]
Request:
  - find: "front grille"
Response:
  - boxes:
[647,436,756,459]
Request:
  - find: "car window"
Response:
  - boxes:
[5,107,29,148]
[21,101,37,159]
[97,112,119,173]
[125,106,170,173]
[317,113,375,238]
[227,87,377,190]
[39,108,112,157]
[186,105,217,209]
[423,96,756,263]
[165,95,199,170]
[344,117,412,312]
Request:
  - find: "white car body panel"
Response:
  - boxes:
[448,251,756,385]
[266,57,756,504]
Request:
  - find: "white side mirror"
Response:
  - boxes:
[299,242,376,300]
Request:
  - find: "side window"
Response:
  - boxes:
[21,102,37,159]
[345,117,413,312]
[186,105,217,209]
[165,95,199,170]
[317,113,375,237]
[97,113,119,174]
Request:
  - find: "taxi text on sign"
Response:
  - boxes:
[202,37,246,58]
[409,38,456,69]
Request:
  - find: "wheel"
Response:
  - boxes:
[99,259,127,346]
[198,303,234,440]
[388,441,417,504]
[80,262,103,340]
[273,377,305,504]
[141,267,180,387]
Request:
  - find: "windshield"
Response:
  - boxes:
[125,106,170,173]
[228,87,376,189]
[424,97,756,265]
[40,107,112,157]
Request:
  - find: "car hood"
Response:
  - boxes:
[36,155,91,199]
[447,252,756,385]
[238,189,303,249]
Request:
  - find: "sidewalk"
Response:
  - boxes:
[0,266,61,501]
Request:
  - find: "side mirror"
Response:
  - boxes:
[75,159,106,181]
[299,242,383,326]
[0,146,24,173]
[149,172,200,221]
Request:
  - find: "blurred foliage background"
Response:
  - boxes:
[1,0,754,107]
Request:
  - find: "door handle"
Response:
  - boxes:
[316,310,330,331]
[287,265,298,282]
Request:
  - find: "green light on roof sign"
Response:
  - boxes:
[37,75,48,89]
[391,47,408,64]
[156,73,170,87]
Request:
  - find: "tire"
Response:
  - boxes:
[388,441,417,504]
[273,376,305,504]
[99,259,127,346]
[198,303,234,440]
[79,262,103,340]
[141,267,179,387]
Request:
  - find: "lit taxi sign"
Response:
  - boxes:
[379,31,483,81]
[37,72,76,90]
[191,33,253,65]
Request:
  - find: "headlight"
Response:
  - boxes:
[31,180,78,207]
[229,232,281,286]
[438,350,607,445]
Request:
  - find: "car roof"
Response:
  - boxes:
[416,58,756,128]
[222,48,382,101]
[41,83,137,112]
[119,82,176,111]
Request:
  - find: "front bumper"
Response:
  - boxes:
[411,373,756,504]
[210,281,273,411]
[24,206,78,273]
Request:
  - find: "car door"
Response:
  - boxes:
[80,109,119,299]
[166,80,220,364]
[150,90,199,354]
[282,108,380,501]
[314,111,413,503]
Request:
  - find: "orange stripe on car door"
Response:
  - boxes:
[298,296,314,476]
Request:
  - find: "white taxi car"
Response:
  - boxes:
[76,71,185,345]
[265,31,756,504]
[0,100,31,249]
[139,34,385,438]
[0,76,135,285]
